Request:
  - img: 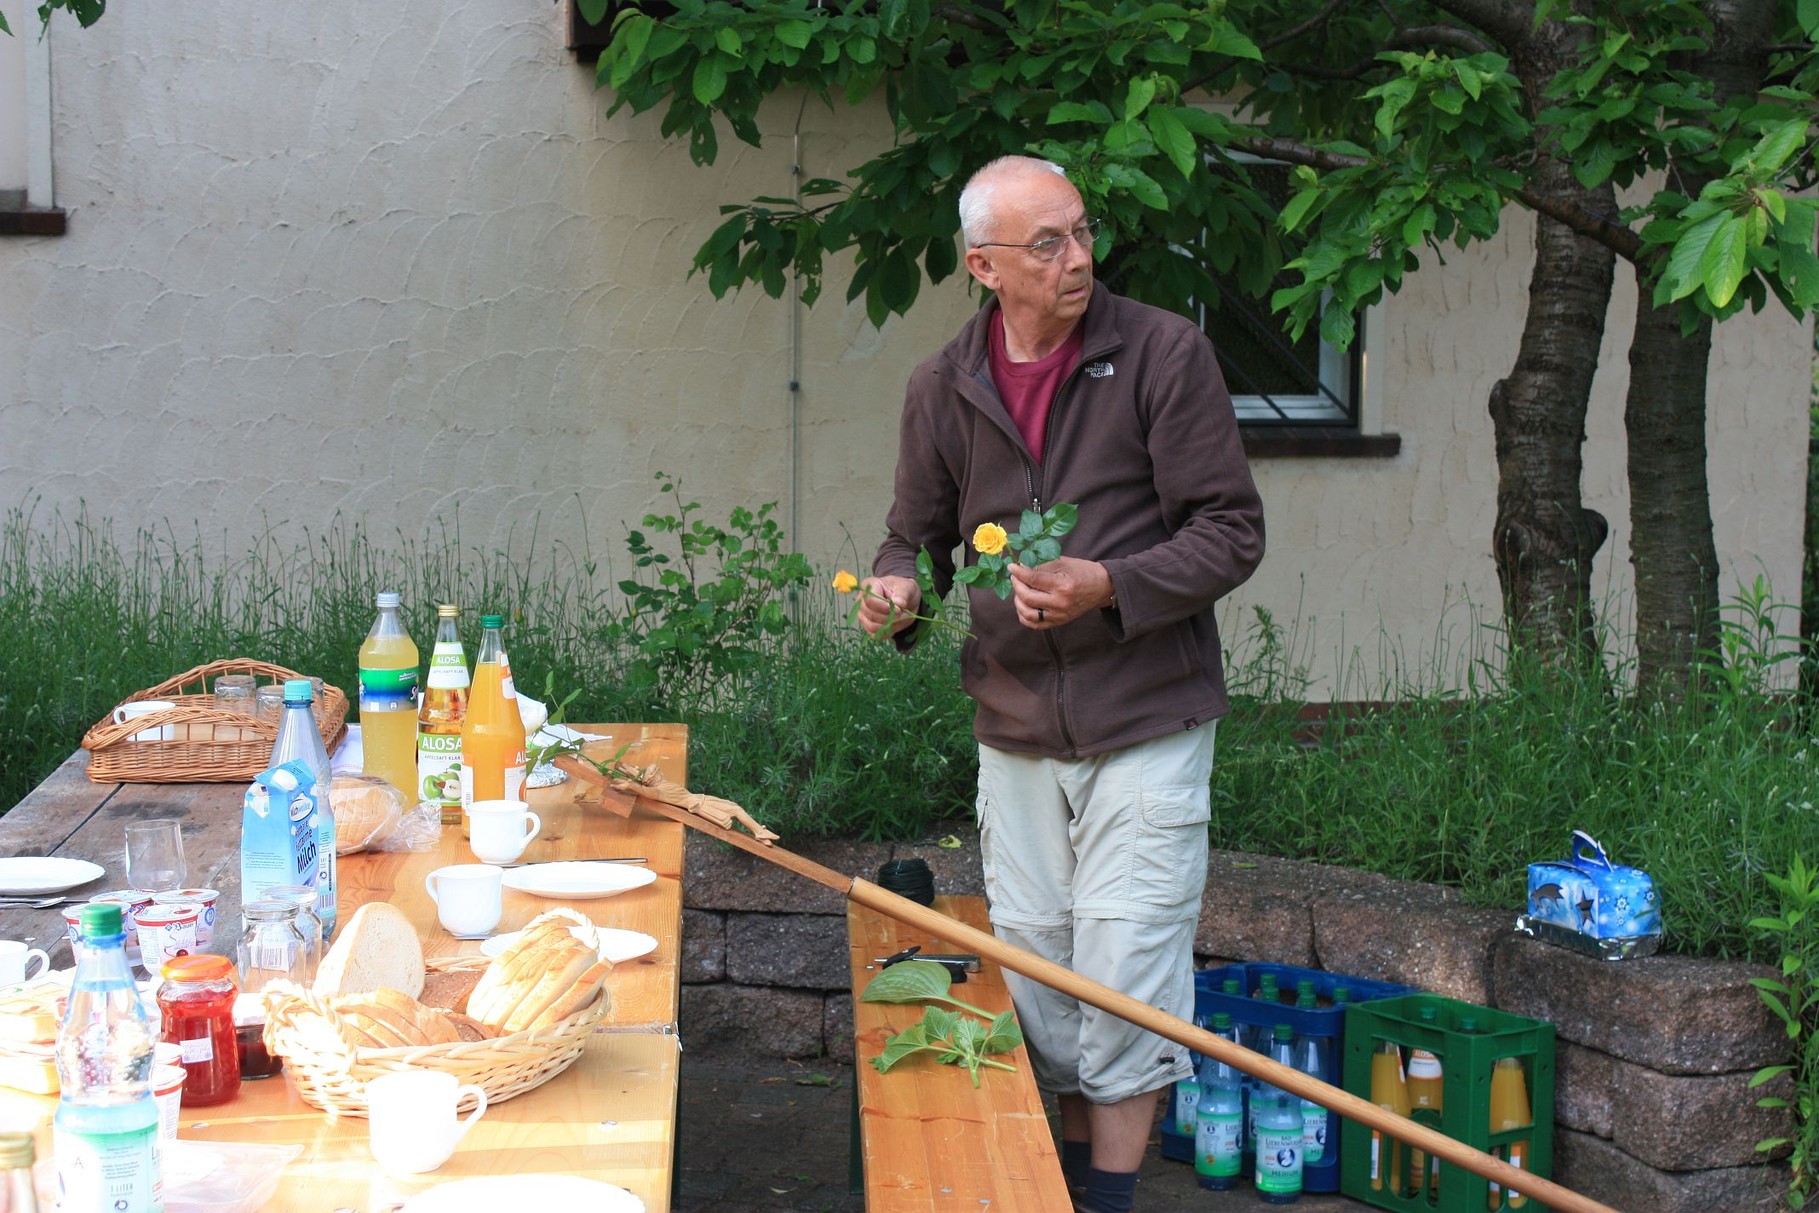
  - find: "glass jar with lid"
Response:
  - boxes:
[157,954,240,1106]
[236,899,311,1080]
[256,884,323,979]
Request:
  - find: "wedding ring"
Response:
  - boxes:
[1038,608,1046,623]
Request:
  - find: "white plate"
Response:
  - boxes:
[502,862,656,900]
[480,925,659,964]
[0,857,106,895]
[400,1174,643,1213]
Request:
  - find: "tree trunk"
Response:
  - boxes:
[1623,0,1779,699]
[1624,302,1720,696]
[1488,162,1615,670]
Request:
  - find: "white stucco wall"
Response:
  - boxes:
[1,0,1810,697]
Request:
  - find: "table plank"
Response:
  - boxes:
[848,895,1069,1213]
[1,723,688,1213]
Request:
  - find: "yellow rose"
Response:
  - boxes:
[972,523,1009,557]
[832,570,860,594]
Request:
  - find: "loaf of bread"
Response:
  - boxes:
[418,967,484,1015]
[315,902,425,1000]
[329,773,407,854]
[467,910,612,1032]
[333,988,460,1048]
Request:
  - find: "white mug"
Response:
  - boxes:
[467,800,542,865]
[112,699,176,742]
[366,1069,488,1174]
[424,864,503,937]
[0,940,49,986]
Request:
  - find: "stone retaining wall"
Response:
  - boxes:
[677,832,1793,1212]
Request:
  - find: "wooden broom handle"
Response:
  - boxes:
[566,761,1619,1213]
[849,879,1620,1213]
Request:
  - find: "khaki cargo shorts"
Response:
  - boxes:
[977,724,1214,1104]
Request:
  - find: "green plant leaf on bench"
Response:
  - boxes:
[871,1006,1020,1088]
[861,959,995,1020]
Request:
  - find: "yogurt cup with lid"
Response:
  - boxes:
[152,888,219,949]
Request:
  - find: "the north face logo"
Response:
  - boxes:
[1084,361,1114,378]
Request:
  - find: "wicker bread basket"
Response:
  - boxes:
[80,658,347,784]
[261,956,610,1116]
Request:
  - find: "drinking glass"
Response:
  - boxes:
[212,674,257,714]
[124,819,187,893]
[255,684,286,728]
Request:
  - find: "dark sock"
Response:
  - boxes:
[1080,1166,1138,1213]
[1061,1139,1092,1190]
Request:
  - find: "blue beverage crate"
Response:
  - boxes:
[1160,963,1414,1194]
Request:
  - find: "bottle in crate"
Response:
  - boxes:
[1368,1040,1409,1196]
[1294,1014,1330,1165]
[1407,1006,1444,1196]
[1194,1013,1244,1191]
[1171,1064,1200,1137]
[1488,1057,1532,1209]
[1255,1024,1304,1204]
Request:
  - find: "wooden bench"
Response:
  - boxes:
[846,894,1071,1212]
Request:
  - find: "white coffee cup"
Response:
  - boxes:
[0,940,49,987]
[112,699,177,742]
[467,800,542,865]
[367,1070,488,1174]
[424,864,503,937]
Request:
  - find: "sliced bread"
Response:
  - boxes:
[314,902,425,1000]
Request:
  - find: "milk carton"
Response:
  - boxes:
[240,760,324,907]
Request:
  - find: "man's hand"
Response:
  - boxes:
[857,575,922,639]
[1010,558,1113,629]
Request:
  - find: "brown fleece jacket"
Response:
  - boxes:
[875,287,1266,759]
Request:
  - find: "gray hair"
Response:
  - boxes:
[958,156,1069,247]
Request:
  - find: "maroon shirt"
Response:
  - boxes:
[988,310,1084,464]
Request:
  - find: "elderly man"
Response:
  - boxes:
[858,155,1265,1212]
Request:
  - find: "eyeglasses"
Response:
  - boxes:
[974,217,1102,262]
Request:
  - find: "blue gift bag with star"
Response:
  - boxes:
[1517,829,1663,960]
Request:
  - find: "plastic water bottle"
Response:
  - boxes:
[270,678,335,939]
[1194,1013,1244,1190]
[1172,1064,1200,1136]
[1254,1024,1303,1204]
[1294,1026,1329,1165]
[357,591,420,800]
[54,904,161,1212]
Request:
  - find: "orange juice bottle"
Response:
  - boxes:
[357,591,420,799]
[1406,1046,1443,1195]
[1369,1040,1409,1195]
[458,614,525,837]
[1487,1056,1532,1209]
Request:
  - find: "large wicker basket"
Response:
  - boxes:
[80,658,347,784]
[261,956,610,1116]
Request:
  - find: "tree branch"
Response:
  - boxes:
[1397,24,1497,55]
[1422,0,1531,50]
[1229,135,1646,262]
[1259,0,1349,50]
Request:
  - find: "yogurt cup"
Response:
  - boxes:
[87,890,156,965]
[152,1063,186,1140]
[135,902,203,970]
[153,888,220,949]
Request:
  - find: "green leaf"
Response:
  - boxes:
[1800,0,1819,37]
[1048,101,1112,125]
[1124,76,1157,121]
[1746,120,1809,178]
[861,960,953,1004]
[1020,509,1043,539]
[775,20,814,50]
[871,1021,935,1072]
[1662,211,1725,303]
[1147,107,1199,181]
[1374,78,1416,139]
[982,1010,1023,1054]
[1700,215,1749,309]
[692,57,729,105]
[714,26,743,57]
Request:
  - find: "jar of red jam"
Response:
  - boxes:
[157,954,241,1106]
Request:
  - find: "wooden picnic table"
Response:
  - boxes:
[0,723,687,1213]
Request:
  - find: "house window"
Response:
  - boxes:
[1196,161,1360,429]
[0,0,64,234]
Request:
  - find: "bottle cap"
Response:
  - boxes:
[1221,979,1241,995]
[1212,1012,1231,1030]
[161,954,234,982]
[480,614,504,628]
[1274,1023,1292,1041]
[438,603,460,617]
[283,678,314,703]
[79,903,124,938]
[376,591,401,608]
[0,1132,33,1168]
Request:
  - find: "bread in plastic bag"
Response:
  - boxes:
[329,773,409,854]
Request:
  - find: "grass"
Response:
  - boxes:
[3,499,1815,965]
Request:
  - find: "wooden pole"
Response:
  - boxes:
[559,757,1620,1213]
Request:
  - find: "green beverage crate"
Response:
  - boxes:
[1339,993,1555,1213]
